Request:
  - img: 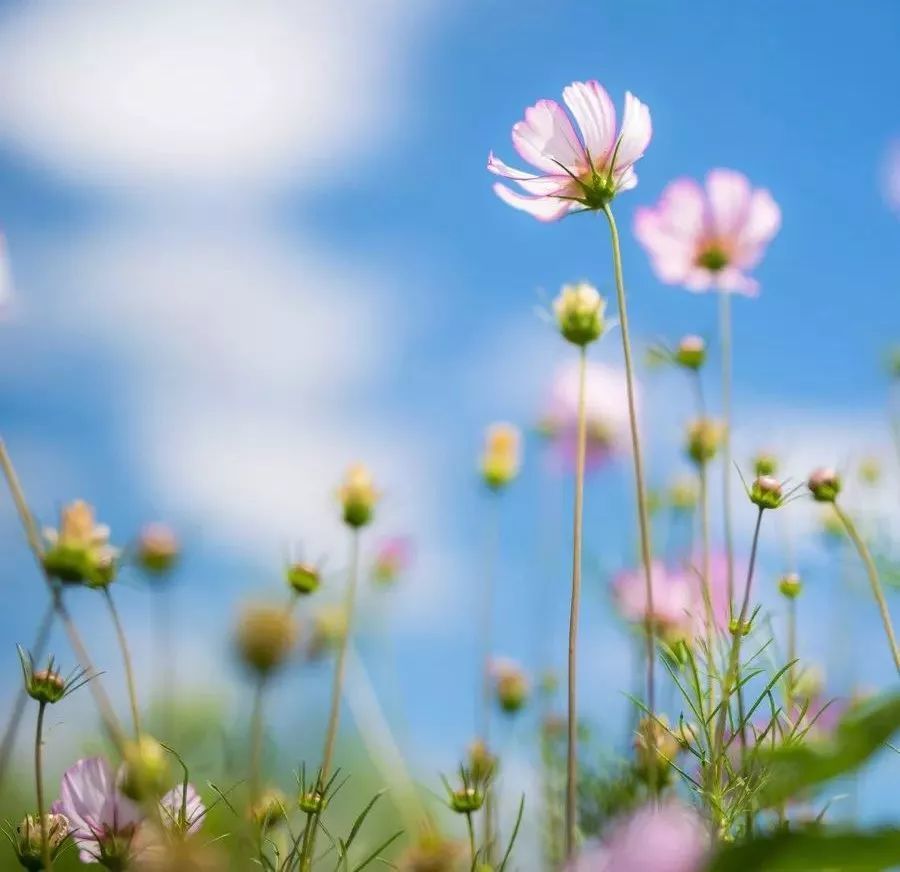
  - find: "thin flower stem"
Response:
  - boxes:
[719,293,736,616]
[698,462,714,704]
[0,601,54,791]
[466,811,477,868]
[102,587,141,739]
[786,596,797,714]
[249,676,266,807]
[480,491,500,860]
[35,700,51,871]
[602,204,656,722]
[833,502,900,674]
[321,527,361,778]
[0,439,125,752]
[564,344,588,860]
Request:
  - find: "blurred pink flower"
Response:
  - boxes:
[488,80,651,221]
[634,169,781,296]
[569,800,709,872]
[372,536,413,585]
[614,552,733,642]
[539,360,634,473]
[160,782,206,834]
[52,757,142,865]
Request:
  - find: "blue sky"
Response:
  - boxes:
[0,0,899,838]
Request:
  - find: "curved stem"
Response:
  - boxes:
[466,811,477,867]
[321,528,362,777]
[719,293,736,617]
[0,602,54,791]
[602,205,657,739]
[35,701,51,871]
[564,345,588,860]
[833,502,900,674]
[0,439,125,752]
[103,587,141,739]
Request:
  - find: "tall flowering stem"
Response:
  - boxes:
[321,529,361,778]
[0,439,125,752]
[0,601,54,790]
[249,677,266,807]
[833,503,900,674]
[602,204,657,727]
[102,587,142,739]
[719,293,736,616]
[34,700,51,871]
[564,344,588,858]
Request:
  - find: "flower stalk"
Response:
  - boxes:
[102,587,142,739]
[34,700,51,871]
[719,293,736,616]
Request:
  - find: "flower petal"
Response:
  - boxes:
[733,188,781,268]
[714,266,759,297]
[487,152,575,196]
[705,169,751,238]
[492,183,576,222]
[562,80,617,167]
[612,91,651,176]
[512,99,587,176]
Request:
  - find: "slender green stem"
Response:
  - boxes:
[719,293,736,616]
[564,345,587,860]
[0,439,125,752]
[480,492,500,861]
[466,811,477,868]
[0,602,54,791]
[833,502,900,674]
[786,596,797,715]
[602,204,656,721]
[102,587,141,739]
[321,528,361,777]
[698,462,714,704]
[35,701,51,871]
[249,677,266,807]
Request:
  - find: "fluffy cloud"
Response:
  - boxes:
[0,0,435,193]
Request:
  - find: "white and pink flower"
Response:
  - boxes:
[634,169,781,296]
[488,80,651,221]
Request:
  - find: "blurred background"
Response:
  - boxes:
[1,0,899,860]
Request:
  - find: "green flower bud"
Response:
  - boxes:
[337,464,379,528]
[286,562,321,596]
[249,789,287,831]
[753,452,778,477]
[552,283,606,347]
[778,572,802,599]
[449,787,484,814]
[808,467,841,503]
[136,523,180,576]
[674,335,706,370]
[686,419,724,466]
[26,669,66,705]
[750,475,783,510]
[298,789,327,816]
[235,604,297,675]
[120,736,169,800]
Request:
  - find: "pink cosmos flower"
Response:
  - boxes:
[52,757,143,865]
[159,782,207,834]
[539,360,634,473]
[372,536,413,585]
[569,800,709,872]
[634,169,781,296]
[488,80,651,221]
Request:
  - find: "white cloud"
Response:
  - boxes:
[0,0,434,194]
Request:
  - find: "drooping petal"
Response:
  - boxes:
[511,99,587,176]
[487,152,576,196]
[612,91,652,176]
[705,169,752,239]
[492,183,576,222]
[562,80,617,167]
[713,266,759,297]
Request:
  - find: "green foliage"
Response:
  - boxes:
[708,827,900,871]
[757,693,900,808]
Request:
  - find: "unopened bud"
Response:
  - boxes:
[686,419,724,466]
[137,523,180,576]
[808,467,841,503]
[42,500,119,588]
[27,669,66,705]
[467,740,497,783]
[859,457,881,486]
[480,423,521,491]
[553,282,606,347]
[337,464,379,528]
[449,786,484,814]
[249,789,287,831]
[753,452,778,477]
[286,562,320,596]
[750,475,783,510]
[298,789,327,816]
[235,604,297,675]
[120,736,169,800]
[492,661,529,714]
[674,335,706,370]
[778,572,802,599]
[15,814,69,871]
[668,477,699,512]
[729,617,752,637]
[306,605,348,660]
